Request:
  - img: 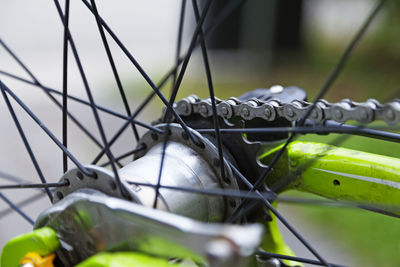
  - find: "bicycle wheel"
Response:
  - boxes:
[1,0,399,267]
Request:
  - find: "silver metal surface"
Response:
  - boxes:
[53,165,139,204]
[256,257,281,267]
[130,123,239,220]
[53,123,239,221]
[36,190,263,267]
[171,88,400,125]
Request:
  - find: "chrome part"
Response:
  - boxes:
[54,123,239,221]
[130,123,239,220]
[171,87,400,125]
[53,165,138,203]
[269,85,284,94]
[256,257,281,267]
[36,190,263,267]
[215,119,267,185]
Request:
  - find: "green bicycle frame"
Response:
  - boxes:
[258,141,400,266]
[260,141,400,214]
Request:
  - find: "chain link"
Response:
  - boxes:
[172,91,400,125]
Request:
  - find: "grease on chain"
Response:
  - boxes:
[171,94,400,125]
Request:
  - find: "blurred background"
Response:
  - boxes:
[1,0,399,266]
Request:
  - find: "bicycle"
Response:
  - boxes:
[1,0,399,266]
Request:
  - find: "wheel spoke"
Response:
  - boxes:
[117,0,247,122]
[0,39,40,85]
[54,0,137,199]
[79,0,247,140]
[0,82,53,201]
[81,0,195,144]
[0,170,35,185]
[192,0,226,180]
[228,163,331,267]
[300,0,387,123]
[0,181,68,190]
[127,180,276,201]
[0,192,34,225]
[163,0,213,121]
[257,251,347,267]
[0,192,44,219]
[62,0,70,173]
[89,0,139,143]
[197,124,400,143]
[0,57,103,151]
[0,81,92,178]
[153,0,189,209]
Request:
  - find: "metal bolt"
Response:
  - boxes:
[311,109,318,119]
[333,109,343,120]
[385,109,395,121]
[221,106,229,116]
[264,108,271,118]
[200,104,208,115]
[151,132,158,141]
[241,107,250,117]
[77,171,84,180]
[181,103,188,113]
[56,191,64,200]
[285,107,294,118]
[359,108,367,121]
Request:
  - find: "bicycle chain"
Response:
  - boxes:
[172,91,400,125]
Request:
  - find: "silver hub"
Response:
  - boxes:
[54,123,239,222]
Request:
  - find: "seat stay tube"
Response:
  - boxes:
[260,141,400,217]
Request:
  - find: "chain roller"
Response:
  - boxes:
[172,90,400,125]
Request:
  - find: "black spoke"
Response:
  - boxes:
[0,170,35,185]
[0,193,34,225]
[0,39,39,85]
[0,70,147,126]
[301,0,387,120]
[0,82,53,201]
[154,0,213,208]
[192,0,226,180]
[0,81,92,177]
[153,136,169,209]
[81,0,196,146]
[62,0,70,173]
[0,40,106,165]
[197,123,400,143]
[127,180,276,201]
[78,0,246,131]
[0,62,104,150]
[0,181,68,190]
[257,251,347,267]
[90,77,172,165]
[153,0,189,209]
[0,192,44,218]
[89,0,139,143]
[53,0,129,198]
[163,0,213,121]
[107,0,247,124]
[228,162,331,267]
